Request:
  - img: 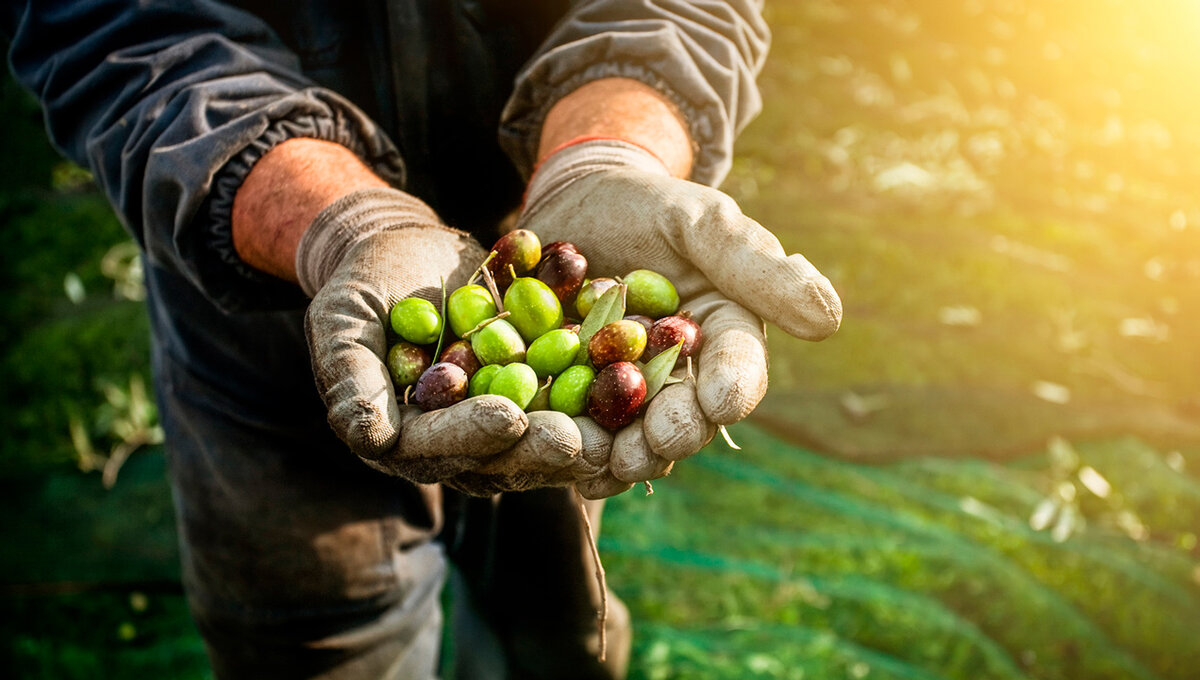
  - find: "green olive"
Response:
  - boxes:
[447,285,497,338]
[526,328,581,378]
[468,364,503,397]
[549,364,596,417]
[503,277,564,343]
[390,297,443,345]
[623,270,680,318]
[487,363,539,410]
[469,318,526,366]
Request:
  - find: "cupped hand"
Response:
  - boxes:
[516,141,842,498]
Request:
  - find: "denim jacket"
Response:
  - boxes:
[3,0,768,312]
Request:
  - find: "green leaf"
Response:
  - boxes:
[642,340,683,402]
[433,277,448,360]
[575,283,626,363]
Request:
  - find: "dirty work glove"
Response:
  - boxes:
[518,140,843,498]
[301,187,581,493]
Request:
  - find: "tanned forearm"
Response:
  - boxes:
[232,138,388,283]
[234,79,692,283]
[538,78,694,179]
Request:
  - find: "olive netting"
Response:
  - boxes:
[599,425,1200,680]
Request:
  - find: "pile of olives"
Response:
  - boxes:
[386,230,703,430]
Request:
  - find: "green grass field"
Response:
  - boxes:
[4,0,1200,677]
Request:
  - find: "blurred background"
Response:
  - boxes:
[3,0,1199,677]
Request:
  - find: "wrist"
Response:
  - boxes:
[523,139,671,219]
[295,187,444,296]
[232,138,390,284]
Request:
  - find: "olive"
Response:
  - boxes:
[623,269,679,318]
[447,284,497,338]
[386,341,431,388]
[487,229,541,290]
[526,328,581,378]
[587,361,647,430]
[390,297,443,345]
[438,340,481,379]
[575,278,619,319]
[549,364,595,417]
[536,247,588,309]
[624,314,655,334]
[469,318,526,366]
[503,276,565,343]
[413,362,469,411]
[644,315,704,368]
[587,319,647,368]
[487,362,539,410]
[468,363,503,397]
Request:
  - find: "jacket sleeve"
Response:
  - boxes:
[2,0,405,311]
[498,0,770,187]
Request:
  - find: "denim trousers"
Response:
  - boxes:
[146,261,628,678]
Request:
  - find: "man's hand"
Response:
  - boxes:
[520,80,842,498]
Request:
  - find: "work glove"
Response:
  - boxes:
[300,188,596,494]
[517,139,843,498]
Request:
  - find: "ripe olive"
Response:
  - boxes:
[644,315,704,368]
[438,340,481,379]
[587,361,647,430]
[487,229,541,290]
[587,319,647,368]
[413,362,469,411]
[386,342,431,388]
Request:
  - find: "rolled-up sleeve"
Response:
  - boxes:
[499,0,770,187]
[3,0,404,311]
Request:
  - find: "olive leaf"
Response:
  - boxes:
[642,340,684,402]
[575,283,627,363]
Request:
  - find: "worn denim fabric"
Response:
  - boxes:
[4,0,768,676]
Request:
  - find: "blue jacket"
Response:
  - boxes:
[4,0,768,312]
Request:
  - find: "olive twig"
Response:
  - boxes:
[478,264,504,314]
[468,251,496,286]
[573,487,608,662]
[460,311,511,339]
[643,480,654,495]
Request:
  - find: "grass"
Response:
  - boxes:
[4,0,1200,677]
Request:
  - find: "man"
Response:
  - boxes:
[3,0,840,677]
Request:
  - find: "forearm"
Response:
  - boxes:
[537,78,694,179]
[232,138,389,283]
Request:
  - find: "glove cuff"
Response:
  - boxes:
[296,187,443,296]
[522,139,671,219]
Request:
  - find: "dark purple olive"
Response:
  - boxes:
[541,241,579,258]
[387,342,431,388]
[588,319,647,368]
[587,361,647,430]
[413,362,469,411]
[438,340,481,379]
[644,315,704,368]
[487,229,541,290]
[536,247,588,308]
[623,314,654,334]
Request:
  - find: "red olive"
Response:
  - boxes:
[587,361,647,430]
[438,340,481,379]
[644,315,704,369]
[536,248,588,309]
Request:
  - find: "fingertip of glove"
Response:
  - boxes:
[333,397,399,460]
[644,383,716,461]
[460,395,530,440]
